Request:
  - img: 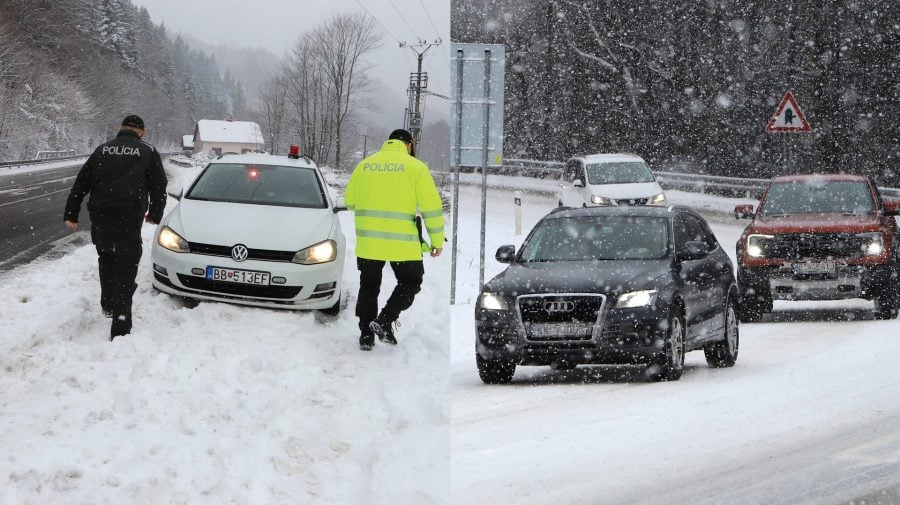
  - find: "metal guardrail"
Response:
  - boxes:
[485,159,900,200]
[0,155,85,169]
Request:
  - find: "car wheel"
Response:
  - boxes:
[650,309,685,381]
[705,297,739,368]
[737,289,771,323]
[317,294,342,316]
[874,273,899,320]
[476,354,516,384]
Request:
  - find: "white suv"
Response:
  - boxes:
[557,153,667,208]
[151,152,346,314]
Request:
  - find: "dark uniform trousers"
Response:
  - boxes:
[90,209,144,331]
[356,258,424,335]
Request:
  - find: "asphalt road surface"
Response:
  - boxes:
[0,162,93,271]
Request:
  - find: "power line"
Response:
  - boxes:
[353,0,401,44]
[417,0,442,40]
[385,0,419,39]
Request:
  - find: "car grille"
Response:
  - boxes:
[517,294,605,341]
[614,197,649,206]
[189,242,296,262]
[765,233,866,260]
[176,274,302,299]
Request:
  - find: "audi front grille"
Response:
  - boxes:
[516,294,606,341]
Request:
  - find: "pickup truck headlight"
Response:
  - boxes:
[747,234,774,258]
[158,226,190,253]
[647,192,667,206]
[478,292,509,310]
[293,240,337,264]
[859,232,883,256]
[591,195,615,206]
[616,289,658,308]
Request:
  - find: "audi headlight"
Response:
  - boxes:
[615,289,658,308]
[591,195,615,205]
[158,226,189,253]
[859,232,883,256]
[293,240,337,264]
[647,192,667,206]
[478,292,509,311]
[747,234,774,258]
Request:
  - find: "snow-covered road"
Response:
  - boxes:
[450,185,900,505]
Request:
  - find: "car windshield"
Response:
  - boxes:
[761,180,874,215]
[520,216,669,261]
[585,161,655,185]
[186,163,326,208]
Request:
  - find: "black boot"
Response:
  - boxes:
[359,332,374,351]
[110,313,132,341]
[369,317,397,345]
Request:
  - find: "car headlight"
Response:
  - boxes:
[478,292,509,310]
[158,226,190,253]
[859,232,883,256]
[591,195,615,205]
[293,239,337,264]
[615,289,658,308]
[647,192,667,206]
[746,234,774,258]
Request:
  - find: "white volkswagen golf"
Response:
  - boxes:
[151,151,346,314]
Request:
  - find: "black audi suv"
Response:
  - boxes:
[475,205,739,383]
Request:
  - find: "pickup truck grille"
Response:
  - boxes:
[766,233,866,260]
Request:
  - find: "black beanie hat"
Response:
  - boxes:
[121,114,144,129]
[388,129,413,143]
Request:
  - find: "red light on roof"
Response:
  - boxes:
[248,167,259,179]
[288,145,300,159]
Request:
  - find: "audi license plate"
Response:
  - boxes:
[206,266,270,285]
[529,322,593,338]
[792,261,836,276]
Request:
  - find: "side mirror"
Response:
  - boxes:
[167,188,182,201]
[495,244,516,263]
[333,196,348,213]
[734,204,754,219]
[679,241,709,262]
[883,200,900,217]
[573,178,585,188]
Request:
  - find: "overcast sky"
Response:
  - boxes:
[130,0,451,117]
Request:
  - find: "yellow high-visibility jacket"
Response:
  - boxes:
[344,139,445,261]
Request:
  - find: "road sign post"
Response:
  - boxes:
[450,43,506,304]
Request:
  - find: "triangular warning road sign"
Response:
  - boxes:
[767,91,812,132]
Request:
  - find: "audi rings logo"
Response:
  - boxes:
[544,301,575,313]
[231,244,249,262]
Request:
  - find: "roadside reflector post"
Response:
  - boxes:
[514,190,522,236]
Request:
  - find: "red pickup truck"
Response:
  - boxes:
[734,174,900,322]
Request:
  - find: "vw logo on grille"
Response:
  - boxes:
[231,244,249,262]
[544,301,575,313]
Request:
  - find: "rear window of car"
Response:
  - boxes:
[585,161,655,185]
[761,180,874,215]
[186,163,326,208]
[520,216,669,261]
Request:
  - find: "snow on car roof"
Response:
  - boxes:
[771,173,867,183]
[211,152,318,169]
[572,153,646,163]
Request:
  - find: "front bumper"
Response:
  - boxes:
[150,245,343,310]
[475,302,669,366]
[739,263,893,301]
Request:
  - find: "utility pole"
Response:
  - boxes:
[399,38,442,154]
[360,134,368,158]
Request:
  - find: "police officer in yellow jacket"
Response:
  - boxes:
[344,129,445,351]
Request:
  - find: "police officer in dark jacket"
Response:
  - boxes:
[64,115,167,340]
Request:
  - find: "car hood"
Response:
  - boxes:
[166,198,335,250]
[750,212,880,234]
[585,181,663,199]
[484,259,672,297]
